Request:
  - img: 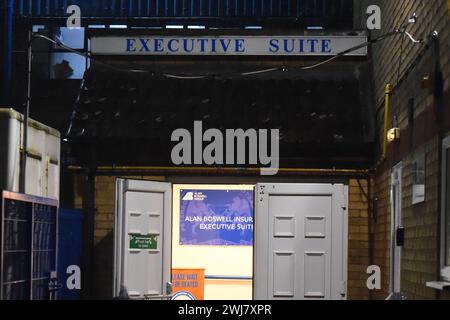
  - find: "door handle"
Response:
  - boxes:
[396,227,405,247]
[166,282,173,295]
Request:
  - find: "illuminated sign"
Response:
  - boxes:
[180,189,254,246]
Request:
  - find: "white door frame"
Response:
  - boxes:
[114,179,172,299]
[390,163,403,293]
[253,183,348,300]
[440,137,450,280]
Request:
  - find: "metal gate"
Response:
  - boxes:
[1,191,58,300]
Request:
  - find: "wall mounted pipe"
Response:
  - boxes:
[382,84,391,161]
[1,0,13,106]
[66,165,370,177]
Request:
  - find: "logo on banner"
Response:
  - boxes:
[182,191,208,201]
[182,192,194,201]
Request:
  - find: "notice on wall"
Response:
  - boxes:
[172,269,205,300]
[180,189,254,246]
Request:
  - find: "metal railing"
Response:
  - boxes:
[12,0,354,28]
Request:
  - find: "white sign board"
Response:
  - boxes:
[91,35,368,56]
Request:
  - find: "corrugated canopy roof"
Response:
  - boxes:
[67,68,374,168]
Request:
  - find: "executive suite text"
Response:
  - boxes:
[125,37,334,54]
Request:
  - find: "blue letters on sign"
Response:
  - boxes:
[139,39,150,52]
[198,39,207,53]
[269,39,279,53]
[235,39,245,53]
[122,37,337,55]
[168,39,179,52]
[321,39,331,53]
[154,39,164,52]
[220,39,232,52]
[126,39,136,52]
[307,39,319,53]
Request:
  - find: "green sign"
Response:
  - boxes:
[129,234,158,250]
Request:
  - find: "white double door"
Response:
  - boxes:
[114,181,348,300]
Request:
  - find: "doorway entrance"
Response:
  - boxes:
[172,184,254,300]
[114,180,348,300]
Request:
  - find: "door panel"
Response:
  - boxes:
[304,251,327,298]
[254,184,347,300]
[114,179,172,299]
[273,251,295,297]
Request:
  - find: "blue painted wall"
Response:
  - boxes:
[58,209,83,300]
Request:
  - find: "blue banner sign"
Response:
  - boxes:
[180,189,254,246]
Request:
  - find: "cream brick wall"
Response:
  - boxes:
[348,179,371,300]
[359,0,450,131]
[367,1,450,105]
[400,139,440,299]
[372,170,392,300]
[357,0,450,300]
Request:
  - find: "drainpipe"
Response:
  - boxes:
[382,84,391,161]
[367,177,375,300]
[81,145,97,300]
[19,30,33,193]
[81,168,96,299]
[431,31,443,300]
[1,0,13,106]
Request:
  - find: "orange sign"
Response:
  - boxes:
[171,269,205,300]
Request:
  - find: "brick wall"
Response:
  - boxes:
[348,179,371,300]
[400,139,440,299]
[358,0,450,299]
[91,176,115,299]
[372,138,445,299]
[359,0,450,109]
[372,170,391,300]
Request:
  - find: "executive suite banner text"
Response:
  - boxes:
[91,35,368,56]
